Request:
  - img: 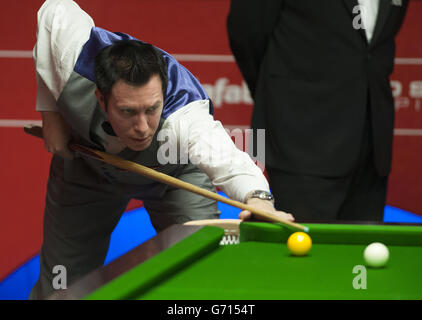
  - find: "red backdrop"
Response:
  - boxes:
[1,0,421,280]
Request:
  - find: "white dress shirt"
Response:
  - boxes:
[357,0,380,42]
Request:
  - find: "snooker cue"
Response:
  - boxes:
[24,124,309,233]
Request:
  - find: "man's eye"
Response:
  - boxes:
[122,109,134,115]
[146,107,158,114]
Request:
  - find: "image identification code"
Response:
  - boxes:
[166,304,255,317]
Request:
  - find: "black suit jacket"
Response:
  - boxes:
[227,0,409,177]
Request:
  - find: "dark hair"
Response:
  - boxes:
[95,40,168,101]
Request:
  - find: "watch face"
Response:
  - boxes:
[255,191,273,201]
[247,190,274,202]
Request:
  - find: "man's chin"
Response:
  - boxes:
[126,139,152,151]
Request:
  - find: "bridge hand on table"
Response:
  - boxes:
[239,197,295,222]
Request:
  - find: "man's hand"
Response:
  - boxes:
[239,198,295,222]
[41,111,74,159]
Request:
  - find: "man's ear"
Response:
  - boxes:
[95,88,106,111]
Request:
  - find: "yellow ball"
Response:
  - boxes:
[287,232,312,256]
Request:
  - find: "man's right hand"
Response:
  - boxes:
[41,111,74,159]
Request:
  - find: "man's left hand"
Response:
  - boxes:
[239,198,295,222]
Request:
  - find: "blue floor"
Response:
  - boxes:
[1,192,421,300]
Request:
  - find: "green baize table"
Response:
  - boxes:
[49,221,422,300]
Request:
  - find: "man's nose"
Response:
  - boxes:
[133,114,148,134]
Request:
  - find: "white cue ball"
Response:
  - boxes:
[363,242,390,268]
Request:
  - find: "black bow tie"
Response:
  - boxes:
[102,121,117,136]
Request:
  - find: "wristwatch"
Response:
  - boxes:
[244,190,274,203]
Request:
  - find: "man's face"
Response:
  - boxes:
[96,75,164,151]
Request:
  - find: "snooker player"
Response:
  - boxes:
[29,0,294,299]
